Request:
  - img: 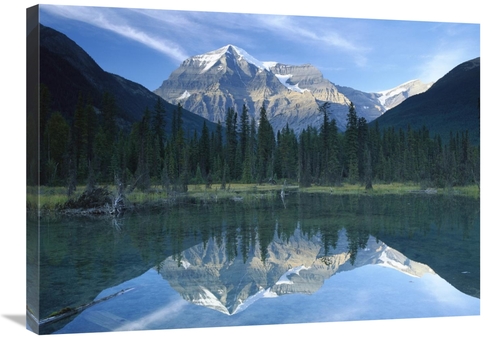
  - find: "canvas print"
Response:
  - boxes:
[26,4,480,335]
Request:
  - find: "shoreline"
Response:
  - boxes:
[27,183,480,217]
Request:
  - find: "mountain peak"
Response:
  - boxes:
[193,44,271,73]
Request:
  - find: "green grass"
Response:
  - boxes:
[300,183,421,195]
[27,185,85,210]
[27,182,479,212]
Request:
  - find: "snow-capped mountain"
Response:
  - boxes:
[157,228,434,315]
[155,44,347,132]
[155,45,428,133]
[154,45,433,133]
[376,79,434,110]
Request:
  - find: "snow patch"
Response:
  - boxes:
[376,79,424,106]
[177,90,191,101]
[276,265,310,285]
[377,87,407,106]
[377,250,418,277]
[193,287,229,315]
[180,259,191,269]
[275,74,309,93]
[230,45,270,70]
[196,47,226,73]
[263,61,278,69]
[263,289,279,298]
[233,287,271,315]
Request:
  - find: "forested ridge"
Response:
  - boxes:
[32,85,480,196]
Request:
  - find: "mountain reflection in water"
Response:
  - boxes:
[159,228,434,316]
[56,225,479,334]
[29,193,479,334]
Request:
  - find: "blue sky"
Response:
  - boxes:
[38,4,479,93]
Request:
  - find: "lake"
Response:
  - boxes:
[26,192,480,334]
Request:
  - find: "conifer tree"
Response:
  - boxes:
[73,93,87,178]
[345,102,359,183]
[188,130,199,177]
[152,97,167,181]
[171,103,187,191]
[211,121,224,183]
[111,130,128,191]
[298,127,317,187]
[239,104,250,162]
[225,107,238,180]
[46,111,70,185]
[327,118,341,185]
[256,104,275,183]
[102,91,118,140]
[241,117,257,183]
[136,107,152,191]
[98,91,119,182]
[319,102,342,185]
[274,130,283,179]
[277,124,298,181]
[199,121,211,178]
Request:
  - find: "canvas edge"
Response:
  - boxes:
[26,4,40,335]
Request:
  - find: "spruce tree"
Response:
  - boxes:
[277,124,298,181]
[73,93,87,179]
[327,118,341,185]
[199,121,211,178]
[225,107,238,180]
[239,104,250,162]
[256,104,275,184]
[136,107,152,191]
[211,121,224,182]
[152,97,166,181]
[241,117,257,184]
[345,102,359,183]
[46,111,70,185]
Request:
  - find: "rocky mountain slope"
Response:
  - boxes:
[155,45,430,133]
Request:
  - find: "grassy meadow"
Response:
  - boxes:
[27,182,480,213]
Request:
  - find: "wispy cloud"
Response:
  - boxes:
[417,46,472,83]
[43,5,189,62]
[261,16,357,50]
[416,22,479,82]
[43,6,371,67]
[118,9,258,56]
[256,15,369,66]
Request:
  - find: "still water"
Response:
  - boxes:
[27,192,480,334]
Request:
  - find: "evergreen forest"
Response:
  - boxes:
[33,85,480,196]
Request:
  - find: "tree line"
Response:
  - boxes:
[35,85,480,194]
